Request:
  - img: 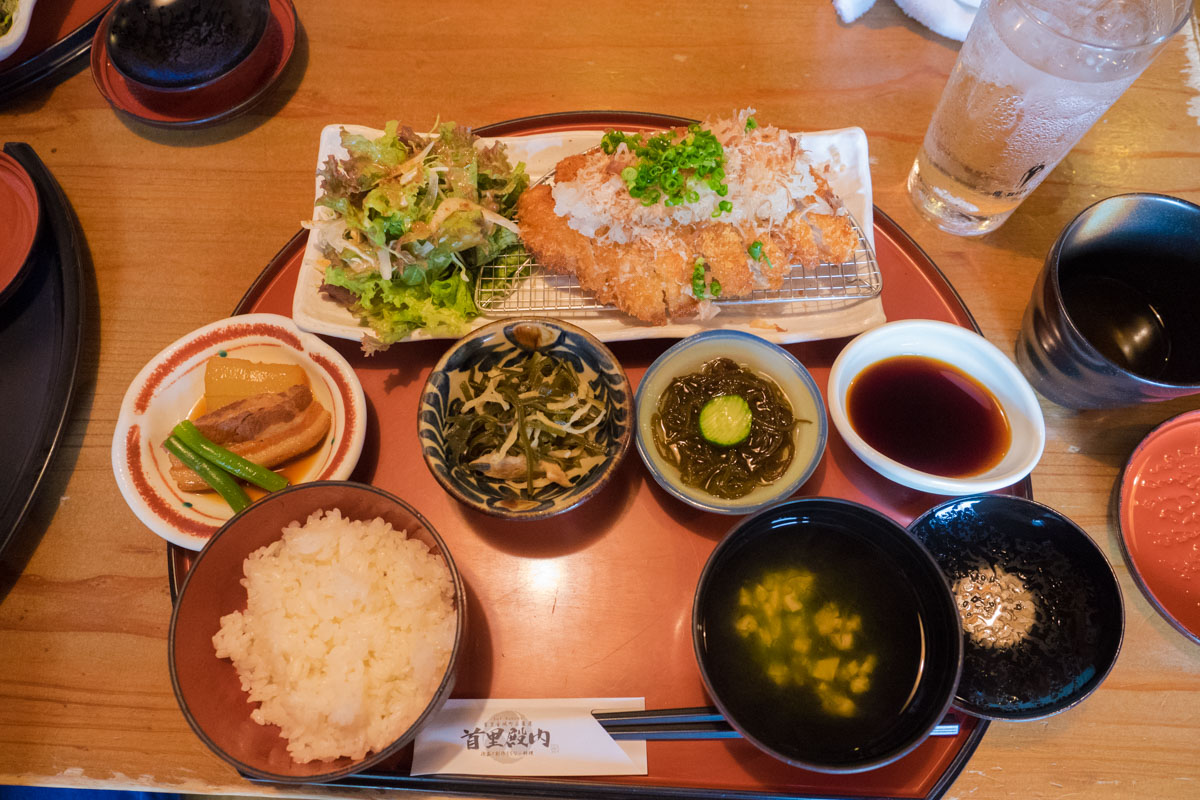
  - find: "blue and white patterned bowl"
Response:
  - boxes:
[419,318,633,520]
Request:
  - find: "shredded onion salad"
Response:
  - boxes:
[444,352,609,495]
[652,358,801,499]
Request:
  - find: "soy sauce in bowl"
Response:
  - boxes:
[846,355,1011,478]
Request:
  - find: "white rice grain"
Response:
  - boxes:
[213,508,455,763]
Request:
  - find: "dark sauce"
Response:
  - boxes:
[847,355,1010,478]
[698,523,924,764]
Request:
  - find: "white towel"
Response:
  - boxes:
[894,0,980,41]
[832,0,980,42]
[832,0,878,24]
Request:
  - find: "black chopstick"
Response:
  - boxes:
[592,706,960,741]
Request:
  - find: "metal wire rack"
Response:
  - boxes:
[474,213,882,317]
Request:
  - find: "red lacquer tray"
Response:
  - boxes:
[0,0,111,102]
[169,112,1030,800]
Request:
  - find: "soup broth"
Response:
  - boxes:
[697,522,925,764]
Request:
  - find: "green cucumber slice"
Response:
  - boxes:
[699,395,752,446]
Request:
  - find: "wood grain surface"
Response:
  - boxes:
[2,1,1199,798]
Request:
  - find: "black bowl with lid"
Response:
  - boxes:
[106,0,271,90]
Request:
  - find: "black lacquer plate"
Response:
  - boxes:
[0,143,85,580]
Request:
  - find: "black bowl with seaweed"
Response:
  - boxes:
[694,498,962,773]
[909,495,1124,720]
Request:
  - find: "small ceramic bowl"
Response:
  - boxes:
[909,495,1124,720]
[418,318,633,520]
[170,481,465,782]
[635,330,827,515]
[828,319,1045,495]
[105,0,270,91]
[111,313,367,550]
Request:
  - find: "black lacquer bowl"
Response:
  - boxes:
[909,495,1124,720]
[694,498,963,773]
[106,0,270,89]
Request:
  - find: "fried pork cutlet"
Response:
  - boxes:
[516,112,859,324]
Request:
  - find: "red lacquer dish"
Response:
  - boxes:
[0,151,39,305]
[1119,409,1200,645]
[168,113,1030,800]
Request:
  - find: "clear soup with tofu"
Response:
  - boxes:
[697,522,925,761]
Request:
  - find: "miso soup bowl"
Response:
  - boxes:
[693,498,963,773]
[828,320,1045,496]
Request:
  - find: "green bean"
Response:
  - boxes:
[163,435,251,513]
[171,420,288,492]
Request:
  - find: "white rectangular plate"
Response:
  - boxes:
[292,123,886,345]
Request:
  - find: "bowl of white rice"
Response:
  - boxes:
[169,481,465,782]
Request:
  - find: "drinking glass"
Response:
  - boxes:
[907,0,1192,236]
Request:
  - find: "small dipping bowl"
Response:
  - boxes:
[909,495,1124,720]
[106,0,270,90]
[170,481,465,782]
[635,330,827,515]
[694,498,962,772]
[828,319,1045,496]
[418,318,633,520]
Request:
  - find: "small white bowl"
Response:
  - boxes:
[635,330,827,514]
[828,319,1044,495]
[112,313,367,550]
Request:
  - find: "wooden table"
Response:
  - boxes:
[2,1,1198,798]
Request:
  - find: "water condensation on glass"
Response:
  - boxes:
[1021,0,1183,51]
[909,0,1191,235]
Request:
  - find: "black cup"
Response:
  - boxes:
[1015,194,1200,409]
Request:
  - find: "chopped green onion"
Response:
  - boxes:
[604,124,730,209]
[692,258,707,298]
[745,116,759,132]
[172,420,288,492]
[748,240,764,261]
[164,435,251,513]
[710,279,722,297]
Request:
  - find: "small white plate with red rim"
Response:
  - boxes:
[111,313,366,550]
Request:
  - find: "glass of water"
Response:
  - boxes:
[907,0,1192,237]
